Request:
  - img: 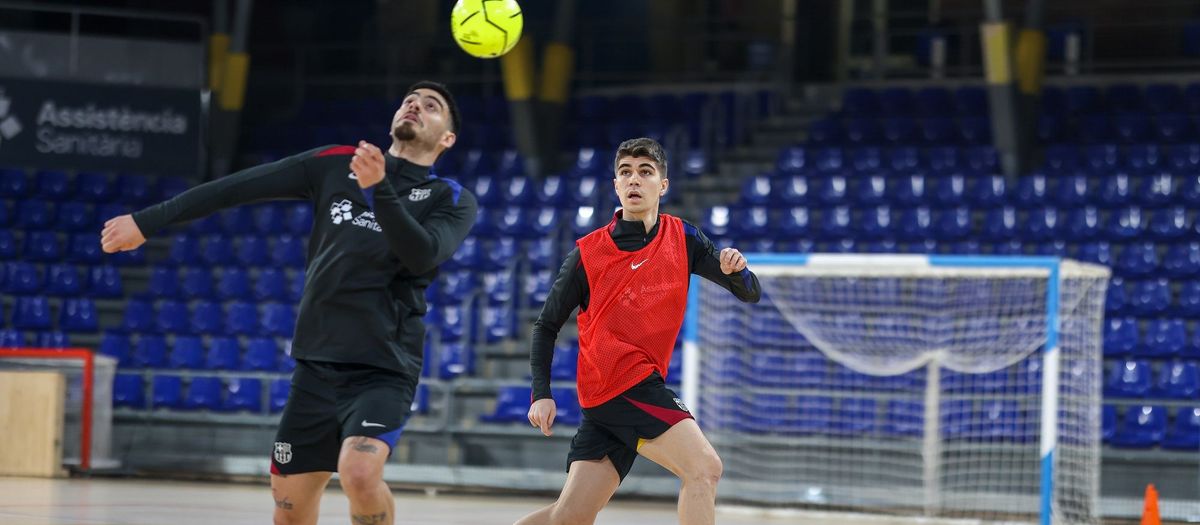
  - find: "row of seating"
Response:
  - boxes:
[0,170,190,204]
[742,173,1200,209]
[99,332,295,372]
[1107,317,1200,356]
[810,114,1200,146]
[140,266,304,302]
[0,328,73,348]
[0,232,142,266]
[2,296,98,332]
[774,144,1200,175]
[118,299,295,337]
[4,263,124,297]
[839,84,1200,117]
[1106,359,1200,399]
[114,374,432,415]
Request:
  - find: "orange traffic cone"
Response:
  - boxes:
[1141,484,1161,525]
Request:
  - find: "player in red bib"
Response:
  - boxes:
[514,138,762,525]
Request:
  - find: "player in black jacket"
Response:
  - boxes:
[101,81,476,525]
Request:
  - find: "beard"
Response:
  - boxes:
[392,121,417,142]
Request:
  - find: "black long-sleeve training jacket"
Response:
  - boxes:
[529,213,762,401]
[132,145,477,374]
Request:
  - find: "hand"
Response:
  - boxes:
[350,140,386,189]
[720,247,747,275]
[100,214,146,253]
[527,398,557,436]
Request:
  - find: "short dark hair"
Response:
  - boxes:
[406,80,461,133]
[614,137,668,176]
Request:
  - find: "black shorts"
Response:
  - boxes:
[270,359,416,475]
[566,372,694,482]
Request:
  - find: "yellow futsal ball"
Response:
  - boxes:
[450,0,523,59]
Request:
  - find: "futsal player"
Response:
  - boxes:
[515,137,762,525]
[100,81,477,525]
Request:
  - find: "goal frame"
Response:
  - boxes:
[681,254,1072,525]
[0,347,96,471]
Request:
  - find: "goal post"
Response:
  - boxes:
[682,254,1110,524]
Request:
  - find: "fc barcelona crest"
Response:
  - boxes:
[273,442,293,464]
[409,188,432,201]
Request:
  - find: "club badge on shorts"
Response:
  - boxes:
[673,397,688,412]
[273,442,293,464]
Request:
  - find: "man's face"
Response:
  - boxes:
[613,155,668,214]
[392,88,455,149]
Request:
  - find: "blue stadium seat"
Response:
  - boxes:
[831,398,877,436]
[225,302,259,336]
[1178,281,1200,318]
[179,267,214,300]
[1098,174,1135,207]
[1063,207,1101,242]
[272,236,306,267]
[806,118,842,145]
[479,386,532,423]
[170,336,205,369]
[253,268,288,302]
[1105,276,1129,316]
[481,303,515,343]
[1106,207,1147,241]
[118,299,154,334]
[777,207,811,238]
[893,174,928,206]
[1013,175,1050,208]
[679,149,709,179]
[1022,207,1064,242]
[524,269,554,307]
[813,148,845,173]
[288,271,304,302]
[114,175,152,206]
[13,296,51,331]
[776,175,812,207]
[526,238,556,271]
[56,202,92,232]
[843,118,880,145]
[858,206,893,240]
[1083,144,1120,172]
[133,335,169,368]
[46,264,83,297]
[24,232,61,262]
[1044,144,1078,173]
[60,298,97,332]
[958,117,991,144]
[199,235,237,266]
[284,202,313,235]
[1165,407,1200,450]
[269,378,289,413]
[4,262,42,295]
[1127,144,1162,173]
[166,235,200,266]
[445,236,479,270]
[243,337,278,371]
[261,303,295,337]
[918,117,955,144]
[184,376,223,411]
[438,342,474,379]
[1153,114,1194,142]
[1104,316,1139,357]
[0,230,15,260]
[438,270,475,305]
[224,377,262,412]
[437,306,467,342]
[1106,359,1154,398]
[1054,174,1091,207]
[0,329,24,347]
[113,374,145,409]
[527,207,559,240]
[155,300,190,334]
[75,172,115,202]
[1113,114,1150,143]
[502,175,535,205]
[550,342,578,381]
[235,236,271,266]
[190,301,223,335]
[251,205,284,236]
[776,146,807,175]
[1164,243,1200,278]
[934,208,971,241]
[471,176,500,208]
[883,400,923,437]
[216,268,251,300]
[1128,278,1172,316]
[1114,241,1158,277]
[482,271,514,304]
[1111,405,1166,448]
[480,237,518,271]
[818,206,852,240]
[1138,171,1175,205]
[551,388,582,426]
[66,234,102,264]
[187,214,222,235]
[218,207,256,235]
[893,207,933,242]
[0,168,28,198]
[1101,405,1117,443]
[931,175,967,206]
[1142,319,1187,358]
[1150,207,1190,240]
[155,176,190,201]
[849,147,884,173]
[815,174,849,205]
[536,176,569,208]
[35,331,69,348]
[740,175,772,206]
[1171,144,1200,173]
[568,206,600,238]
[1156,361,1199,399]
[206,337,241,370]
[749,352,826,389]
[98,331,131,365]
[851,175,888,206]
[142,266,179,300]
[152,375,183,409]
[109,246,146,268]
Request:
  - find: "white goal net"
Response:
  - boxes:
[683,255,1110,524]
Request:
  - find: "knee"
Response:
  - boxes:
[273,509,306,525]
[685,452,723,488]
[337,460,382,497]
[549,502,599,525]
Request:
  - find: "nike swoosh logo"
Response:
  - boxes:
[348,172,358,180]
[631,259,648,270]
[361,420,386,428]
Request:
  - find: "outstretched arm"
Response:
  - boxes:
[102,146,323,252]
